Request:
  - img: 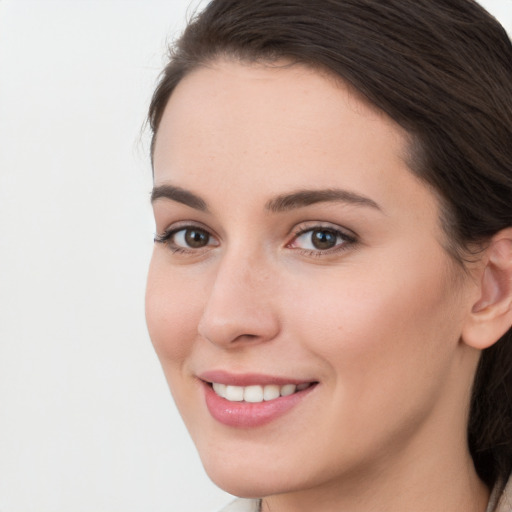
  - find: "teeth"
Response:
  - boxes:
[263,384,280,401]
[244,385,263,403]
[211,382,311,403]
[212,382,227,396]
[225,385,244,402]
[280,384,296,396]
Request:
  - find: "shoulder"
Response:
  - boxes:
[217,498,260,512]
[488,475,512,512]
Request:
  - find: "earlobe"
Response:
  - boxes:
[462,228,512,350]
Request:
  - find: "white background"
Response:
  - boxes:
[0,1,510,511]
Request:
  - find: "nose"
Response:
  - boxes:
[197,252,280,348]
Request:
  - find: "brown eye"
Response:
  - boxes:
[154,225,219,252]
[310,229,338,250]
[181,228,211,248]
[289,225,356,254]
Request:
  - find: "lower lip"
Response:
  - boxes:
[203,382,316,428]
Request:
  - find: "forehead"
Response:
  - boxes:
[155,59,401,142]
[154,60,432,221]
[154,61,406,171]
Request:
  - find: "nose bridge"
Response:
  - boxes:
[198,245,279,347]
[227,246,270,291]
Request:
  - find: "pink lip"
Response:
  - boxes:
[199,371,317,428]
[199,370,312,387]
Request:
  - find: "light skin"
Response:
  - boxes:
[146,59,512,511]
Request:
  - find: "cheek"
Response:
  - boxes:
[145,254,203,364]
[289,248,462,401]
[273,253,465,471]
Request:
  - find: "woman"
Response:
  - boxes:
[145,1,512,510]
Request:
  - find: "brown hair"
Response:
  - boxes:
[148,0,512,487]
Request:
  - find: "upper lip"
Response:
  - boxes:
[198,370,316,387]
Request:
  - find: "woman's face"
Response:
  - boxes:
[146,60,479,499]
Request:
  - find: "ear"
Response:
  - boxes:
[462,228,512,350]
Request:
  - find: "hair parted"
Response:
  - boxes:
[148,0,512,487]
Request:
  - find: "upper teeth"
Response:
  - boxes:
[212,382,310,403]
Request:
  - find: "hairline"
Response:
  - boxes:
[150,52,476,271]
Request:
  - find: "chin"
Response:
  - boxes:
[200,453,301,499]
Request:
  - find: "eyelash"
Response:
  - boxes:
[288,224,357,256]
[154,224,216,254]
[154,223,358,256]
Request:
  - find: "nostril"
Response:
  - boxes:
[236,333,260,341]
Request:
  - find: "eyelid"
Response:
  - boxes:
[291,220,357,239]
[154,219,357,256]
[154,221,219,251]
[287,222,358,254]
[155,219,215,239]
[293,221,356,237]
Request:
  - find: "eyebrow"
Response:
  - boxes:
[265,188,381,213]
[151,184,381,213]
[151,184,208,211]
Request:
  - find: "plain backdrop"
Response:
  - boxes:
[0,1,510,511]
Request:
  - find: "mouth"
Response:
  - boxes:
[199,373,318,428]
[209,381,314,403]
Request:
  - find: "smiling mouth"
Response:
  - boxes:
[202,376,319,427]
[209,382,316,403]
